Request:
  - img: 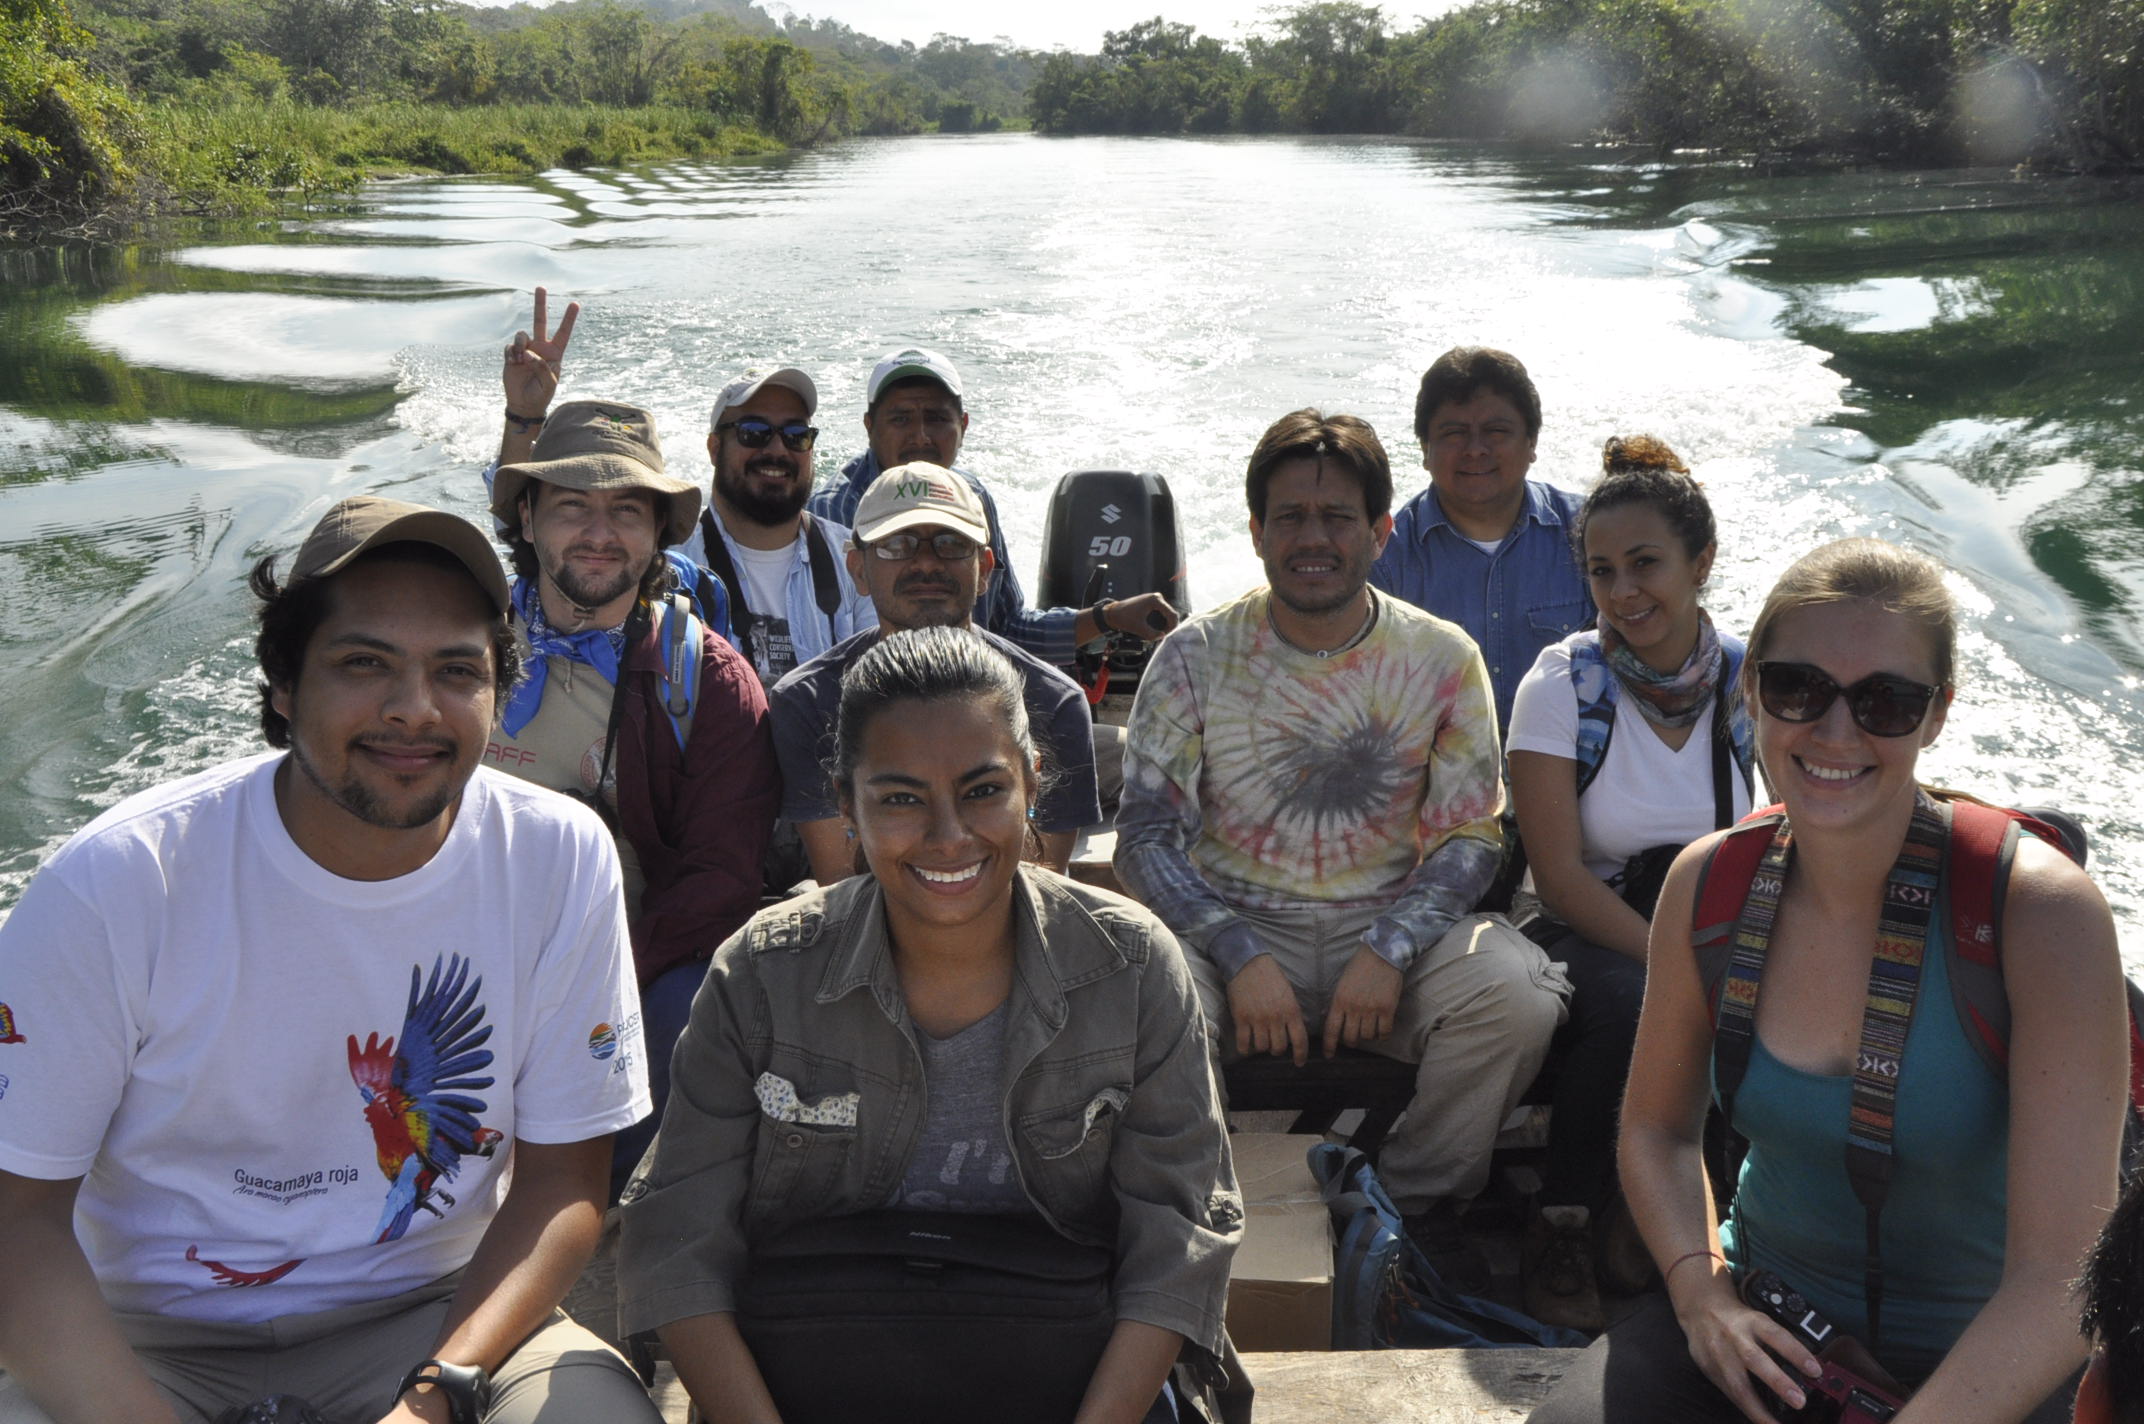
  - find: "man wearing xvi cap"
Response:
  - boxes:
[488,399,778,1192]
[771,461,1101,885]
[0,496,662,1423]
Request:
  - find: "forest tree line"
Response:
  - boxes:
[1,0,1034,231]
[6,0,2141,235]
[1030,0,2142,166]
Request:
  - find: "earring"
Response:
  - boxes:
[1026,807,1037,822]
[843,825,855,840]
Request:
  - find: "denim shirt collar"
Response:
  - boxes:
[800,870,1131,1031]
[1412,479,1573,544]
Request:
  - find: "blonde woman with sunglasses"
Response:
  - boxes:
[1529,538,2125,1424]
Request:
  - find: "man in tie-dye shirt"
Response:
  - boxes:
[1116,409,1570,1277]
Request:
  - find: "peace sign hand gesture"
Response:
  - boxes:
[502,286,580,419]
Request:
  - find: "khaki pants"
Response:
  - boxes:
[1188,907,1569,1212]
[0,1275,661,1424]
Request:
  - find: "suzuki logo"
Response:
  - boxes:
[1100,504,1122,525]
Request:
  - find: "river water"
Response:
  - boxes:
[2,134,2140,959]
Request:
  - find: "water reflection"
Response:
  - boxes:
[1,135,2139,959]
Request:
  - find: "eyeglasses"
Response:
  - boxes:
[867,531,979,562]
[1754,661,1944,738]
[717,418,818,452]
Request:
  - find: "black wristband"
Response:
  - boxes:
[504,407,547,429]
[394,1359,490,1424]
[1088,597,1113,637]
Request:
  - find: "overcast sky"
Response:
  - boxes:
[472,2,1429,52]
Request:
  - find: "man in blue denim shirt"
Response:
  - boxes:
[1370,346,1593,730]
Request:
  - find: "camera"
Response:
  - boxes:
[1739,1271,1906,1424]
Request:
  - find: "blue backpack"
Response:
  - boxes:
[1311,1144,1587,1350]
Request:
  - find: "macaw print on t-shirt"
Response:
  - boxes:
[346,954,503,1244]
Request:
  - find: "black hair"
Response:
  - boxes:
[251,542,521,748]
[830,626,1039,807]
[2080,1161,2144,1420]
[1244,408,1393,524]
[1413,345,1543,446]
[1573,435,1716,563]
[868,373,965,418]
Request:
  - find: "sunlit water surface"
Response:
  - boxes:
[3,136,2141,966]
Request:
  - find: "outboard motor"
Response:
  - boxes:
[1038,470,1187,712]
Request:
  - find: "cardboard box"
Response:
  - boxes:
[1228,1132,1325,1207]
[1226,1201,1333,1352]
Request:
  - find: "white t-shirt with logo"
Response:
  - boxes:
[733,541,800,680]
[0,754,649,1322]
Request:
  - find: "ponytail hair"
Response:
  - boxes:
[830,626,1040,807]
[1573,434,1715,562]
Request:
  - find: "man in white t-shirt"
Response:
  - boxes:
[0,498,661,1424]
[671,365,875,685]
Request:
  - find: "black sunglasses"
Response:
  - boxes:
[717,417,818,452]
[1755,661,1944,738]
[868,531,979,562]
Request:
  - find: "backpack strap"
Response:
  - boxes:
[653,592,701,751]
[1705,818,1793,1150]
[697,508,750,630]
[1567,633,1616,799]
[800,512,843,636]
[1941,797,2023,1076]
[1690,809,1785,1016]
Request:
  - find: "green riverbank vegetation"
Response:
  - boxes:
[1029,1,2143,167]
[2,0,1036,234]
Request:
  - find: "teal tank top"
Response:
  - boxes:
[1716,910,2008,1386]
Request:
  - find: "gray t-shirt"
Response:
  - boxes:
[888,1000,1029,1214]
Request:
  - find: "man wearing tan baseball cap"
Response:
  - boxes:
[0,495,665,1423]
[487,399,779,1197]
[769,461,1103,885]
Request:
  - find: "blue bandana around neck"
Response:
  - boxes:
[503,578,631,737]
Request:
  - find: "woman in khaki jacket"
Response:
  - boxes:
[618,626,1242,1424]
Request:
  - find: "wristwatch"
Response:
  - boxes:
[1087,596,1115,640]
[394,1359,491,1424]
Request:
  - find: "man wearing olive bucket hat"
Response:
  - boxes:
[489,398,780,1194]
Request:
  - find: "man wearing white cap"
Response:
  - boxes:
[670,367,874,685]
[771,461,1102,884]
[810,347,1179,668]
[0,496,661,1424]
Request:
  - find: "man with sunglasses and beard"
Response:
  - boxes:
[768,462,1101,885]
[671,368,876,685]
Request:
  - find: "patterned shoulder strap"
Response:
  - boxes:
[1566,633,1616,797]
[1711,793,1949,1349]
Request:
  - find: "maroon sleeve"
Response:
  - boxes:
[621,625,779,985]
